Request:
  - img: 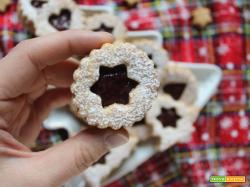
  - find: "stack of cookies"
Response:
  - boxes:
[18,1,199,186]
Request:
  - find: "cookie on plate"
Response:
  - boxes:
[86,13,127,40]
[34,0,85,36]
[71,42,159,129]
[18,0,49,32]
[146,94,197,151]
[132,40,169,69]
[82,130,138,187]
[159,63,198,105]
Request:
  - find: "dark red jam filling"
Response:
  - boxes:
[90,64,139,107]
[93,23,114,34]
[157,108,180,128]
[31,0,47,8]
[49,9,71,31]
[163,83,186,100]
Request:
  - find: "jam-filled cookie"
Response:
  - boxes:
[86,13,127,40]
[34,0,85,36]
[146,94,197,151]
[0,0,11,12]
[18,0,49,32]
[82,130,138,187]
[71,42,159,129]
[132,40,169,69]
[159,63,198,105]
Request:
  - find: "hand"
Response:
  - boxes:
[0,30,129,187]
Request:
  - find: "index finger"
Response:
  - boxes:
[0,30,113,99]
[4,30,113,70]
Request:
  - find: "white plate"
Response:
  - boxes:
[44,62,222,186]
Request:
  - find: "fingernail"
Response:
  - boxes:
[105,133,128,149]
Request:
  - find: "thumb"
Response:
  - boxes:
[33,128,128,186]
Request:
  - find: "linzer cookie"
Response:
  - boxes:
[159,63,198,105]
[0,0,11,12]
[82,130,138,187]
[34,0,85,36]
[86,13,127,40]
[18,0,49,32]
[132,40,169,69]
[146,94,197,151]
[71,42,159,129]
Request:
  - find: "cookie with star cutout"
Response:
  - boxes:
[159,63,198,105]
[146,94,197,151]
[34,0,85,36]
[71,42,159,129]
[18,0,49,32]
[82,130,138,187]
[86,13,127,40]
[132,40,169,70]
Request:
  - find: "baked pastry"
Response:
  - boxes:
[18,0,49,32]
[132,40,169,69]
[159,63,198,105]
[86,13,127,40]
[0,0,11,12]
[192,7,212,29]
[71,42,159,129]
[34,0,85,36]
[146,94,197,151]
[82,130,138,187]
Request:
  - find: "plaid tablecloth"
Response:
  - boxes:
[0,0,249,187]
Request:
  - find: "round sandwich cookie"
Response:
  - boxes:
[86,13,127,40]
[71,42,159,129]
[18,0,50,32]
[34,0,85,36]
[159,63,198,105]
[82,130,138,187]
[146,94,197,151]
[132,40,169,69]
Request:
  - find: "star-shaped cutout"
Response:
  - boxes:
[157,107,181,128]
[192,7,212,29]
[93,23,114,34]
[90,64,139,107]
[163,83,186,100]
